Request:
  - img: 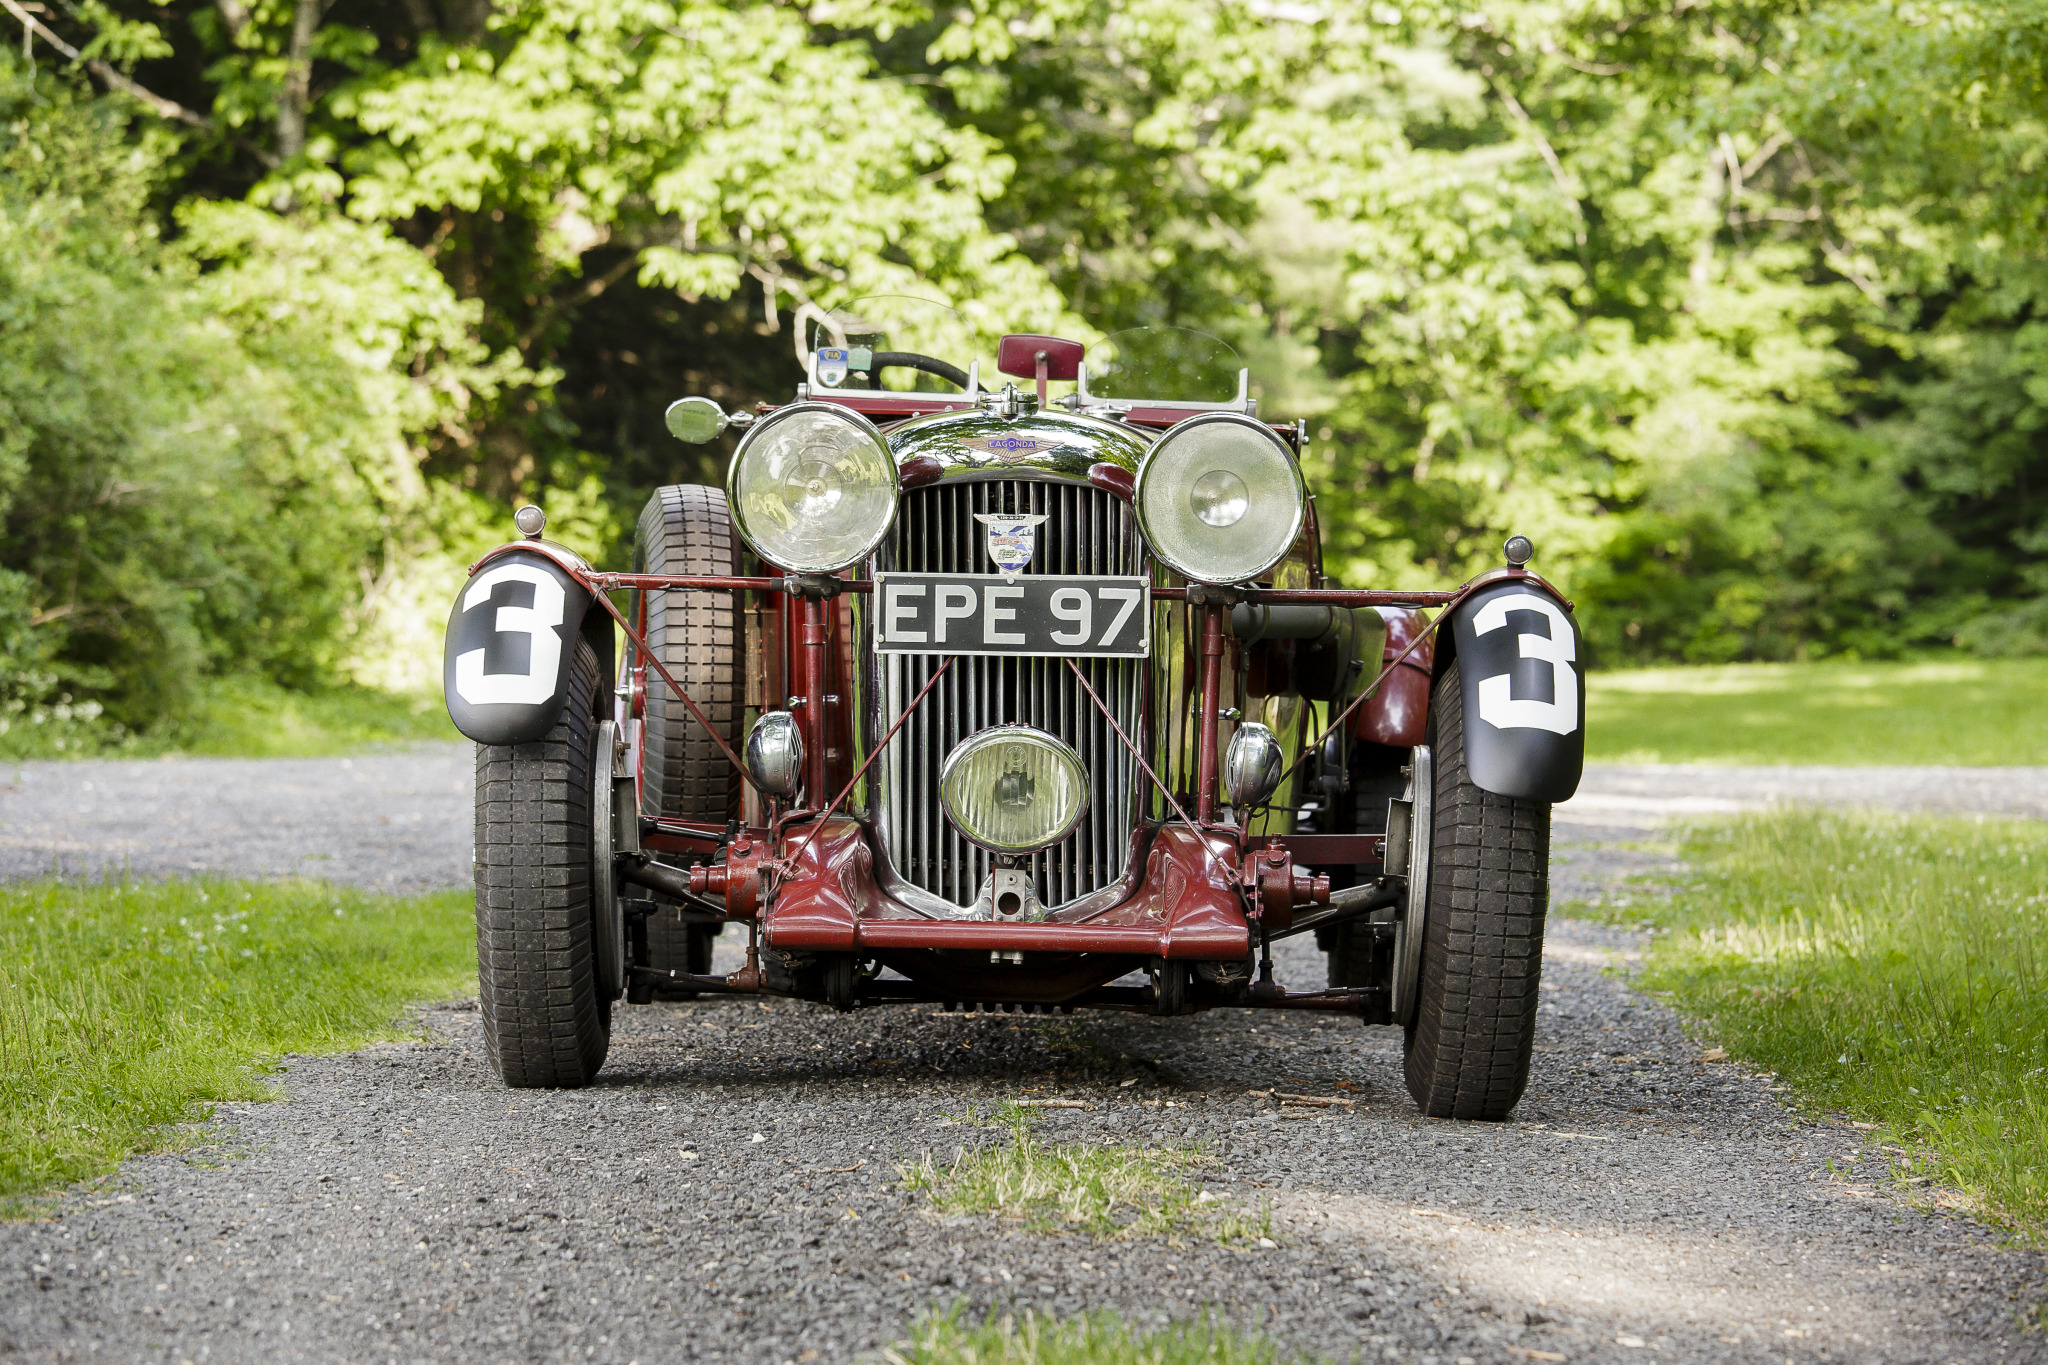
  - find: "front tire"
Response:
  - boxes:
[475,638,610,1088]
[1401,659,1549,1120]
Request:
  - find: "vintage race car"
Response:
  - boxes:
[442,312,1583,1121]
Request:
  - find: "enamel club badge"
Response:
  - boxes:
[974,513,1048,576]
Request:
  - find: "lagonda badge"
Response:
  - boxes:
[974,513,1047,576]
[961,433,1063,463]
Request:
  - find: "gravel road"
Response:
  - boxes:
[4,748,2045,1365]
[0,751,471,893]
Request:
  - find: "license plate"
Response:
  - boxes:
[872,573,1150,657]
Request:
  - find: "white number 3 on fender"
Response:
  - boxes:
[1472,592,1578,736]
[455,562,566,706]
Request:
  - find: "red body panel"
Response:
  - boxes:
[814,393,977,419]
[1356,607,1435,748]
[762,820,1250,962]
[1244,833,1385,864]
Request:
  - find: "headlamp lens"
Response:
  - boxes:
[939,726,1089,855]
[1136,415,1306,584]
[727,404,897,573]
[1190,468,1250,527]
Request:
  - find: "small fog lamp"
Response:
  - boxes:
[744,711,806,797]
[939,726,1088,855]
[1222,722,1285,809]
[513,504,547,539]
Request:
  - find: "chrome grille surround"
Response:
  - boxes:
[869,476,1145,915]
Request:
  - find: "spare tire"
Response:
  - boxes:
[633,485,745,994]
[634,484,744,823]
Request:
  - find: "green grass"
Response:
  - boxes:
[1585,655,2048,765]
[0,675,457,762]
[0,877,474,1214]
[892,1309,1291,1365]
[1599,810,2048,1236]
[164,677,458,757]
[902,1114,1269,1244]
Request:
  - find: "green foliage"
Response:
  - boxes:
[0,64,352,726]
[6,0,2048,708]
[150,676,456,758]
[1611,811,2048,1237]
[0,57,525,733]
[0,667,457,762]
[324,0,1076,503]
[896,1308,1292,1365]
[0,878,474,1214]
[1586,656,2048,765]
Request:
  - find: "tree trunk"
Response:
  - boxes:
[276,0,322,162]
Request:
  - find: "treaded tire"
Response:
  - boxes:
[1401,659,1549,1120]
[634,485,742,824]
[633,485,740,992]
[475,638,610,1088]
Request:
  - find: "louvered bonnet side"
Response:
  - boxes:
[871,478,1144,913]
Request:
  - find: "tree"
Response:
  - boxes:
[7,0,2047,696]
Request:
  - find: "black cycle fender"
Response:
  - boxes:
[1440,578,1585,803]
[442,545,598,746]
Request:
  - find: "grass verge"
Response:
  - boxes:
[163,677,458,757]
[1584,655,2048,765]
[902,1113,1269,1244]
[0,675,457,762]
[1595,809,2048,1235]
[0,877,474,1215]
[892,1308,1289,1365]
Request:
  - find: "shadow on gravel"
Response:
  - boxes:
[601,998,1213,1097]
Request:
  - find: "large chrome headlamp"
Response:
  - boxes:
[726,403,898,573]
[1135,414,1307,585]
[938,726,1089,855]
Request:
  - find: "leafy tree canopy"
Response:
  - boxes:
[3,0,2045,737]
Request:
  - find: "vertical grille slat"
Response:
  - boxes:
[877,477,1141,909]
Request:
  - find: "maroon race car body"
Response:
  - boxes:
[444,325,1585,1120]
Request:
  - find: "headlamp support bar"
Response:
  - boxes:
[779,656,955,873]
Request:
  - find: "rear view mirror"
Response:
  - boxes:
[996,334,1085,382]
[664,396,753,444]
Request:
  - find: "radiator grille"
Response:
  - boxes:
[877,479,1143,909]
